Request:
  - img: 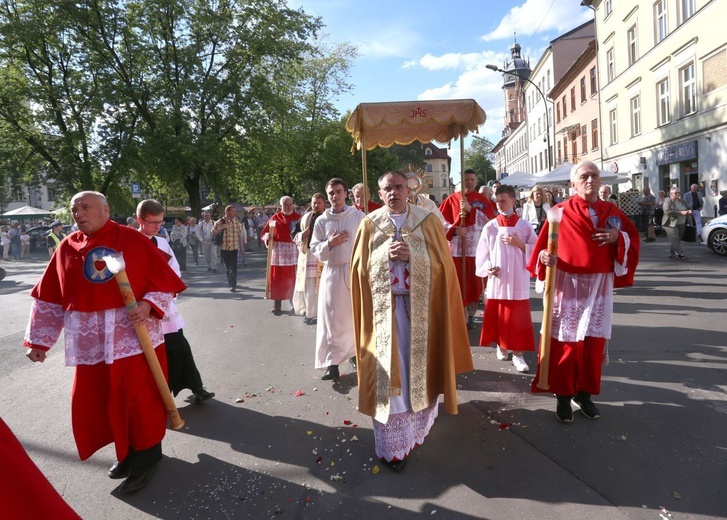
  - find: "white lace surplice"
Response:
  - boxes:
[25,292,171,366]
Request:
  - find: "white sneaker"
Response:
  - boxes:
[512,353,530,373]
[495,345,509,361]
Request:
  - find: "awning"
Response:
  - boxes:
[345,99,486,151]
[1,205,52,218]
[534,162,629,185]
[499,171,537,187]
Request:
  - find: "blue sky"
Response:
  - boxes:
[292,0,594,183]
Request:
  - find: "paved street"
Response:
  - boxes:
[1,237,726,520]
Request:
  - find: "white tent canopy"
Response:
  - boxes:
[534,162,629,185]
[1,205,53,218]
[499,171,537,187]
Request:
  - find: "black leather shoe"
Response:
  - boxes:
[573,392,600,419]
[193,389,215,404]
[119,465,157,494]
[382,457,407,472]
[466,317,476,329]
[350,356,357,370]
[556,395,574,423]
[108,461,130,479]
[321,365,339,380]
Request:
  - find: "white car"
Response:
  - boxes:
[701,214,727,256]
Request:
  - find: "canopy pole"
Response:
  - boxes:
[361,134,369,214]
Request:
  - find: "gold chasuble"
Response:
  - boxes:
[351,204,474,424]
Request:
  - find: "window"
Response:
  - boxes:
[572,139,578,162]
[581,125,588,152]
[570,87,576,111]
[426,164,432,172]
[655,0,668,43]
[556,101,561,123]
[580,77,586,103]
[557,140,562,162]
[562,95,567,117]
[680,0,695,23]
[547,69,551,90]
[605,0,612,18]
[47,186,57,202]
[606,47,615,82]
[590,66,597,94]
[591,119,599,150]
[609,109,618,145]
[424,148,432,156]
[657,78,670,125]
[563,135,568,160]
[630,95,641,136]
[12,185,23,201]
[441,164,446,172]
[539,152,543,171]
[680,62,696,116]
[627,25,638,66]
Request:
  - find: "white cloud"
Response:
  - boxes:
[481,0,592,42]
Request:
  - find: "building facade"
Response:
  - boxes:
[584,0,727,216]
[422,142,452,203]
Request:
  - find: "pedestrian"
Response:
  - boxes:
[261,196,300,314]
[255,210,268,249]
[46,220,67,258]
[310,179,364,380]
[521,185,550,235]
[20,227,30,258]
[528,161,640,423]
[137,200,215,405]
[169,217,188,271]
[8,222,21,260]
[292,193,325,324]
[598,185,617,204]
[663,186,692,261]
[351,170,474,472]
[352,182,383,212]
[213,205,245,292]
[475,184,537,372]
[187,217,200,265]
[636,187,657,242]
[439,169,496,329]
[719,190,727,216]
[197,212,217,272]
[683,184,704,238]
[0,225,9,260]
[23,191,185,493]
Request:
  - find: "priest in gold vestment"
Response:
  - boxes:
[351,170,474,472]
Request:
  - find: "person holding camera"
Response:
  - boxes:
[213,205,245,292]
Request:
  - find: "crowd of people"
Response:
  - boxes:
[13,160,650,510]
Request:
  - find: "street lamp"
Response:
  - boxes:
[486,64,552,171]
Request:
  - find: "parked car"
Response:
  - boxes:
[26,225,51,252]
[701,215,727,256]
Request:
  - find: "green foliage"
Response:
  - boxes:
[465,136,496,186]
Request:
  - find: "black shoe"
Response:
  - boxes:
[466,317,476,329]
[308,318,317,325]
[193,389,215,404]
[556,395,574,423]
[212,268,217,273]
[118,465,157,494]
[303,317,311,325]
[350,356,357,370]
[207,267,211,272]
[382,457,407,472]
[229,287,236,292]
[572,392,600,419]
[321,365,339,380]
[108,461,130,479]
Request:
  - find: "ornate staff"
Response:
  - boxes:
[265,219,276,299]
[102,252,185,430]
[536,206,564,391]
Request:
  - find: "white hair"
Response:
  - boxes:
[280,196,292,205]
[71,191,108,206]
[570,161,599,183]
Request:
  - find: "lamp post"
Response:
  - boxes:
[486,64,552,171]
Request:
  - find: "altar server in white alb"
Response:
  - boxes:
[310,178,365,381]
[475,184,537,373]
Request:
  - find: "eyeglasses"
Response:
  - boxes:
[143,218,164,226]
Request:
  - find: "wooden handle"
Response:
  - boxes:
[265,232,275,300]
[459,197,468,295]
[536,220,560,391]
[112,271,185,430]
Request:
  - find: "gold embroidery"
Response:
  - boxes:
[405,228,430,412]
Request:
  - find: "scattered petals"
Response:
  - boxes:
[330,473,343,482]
[672,492,681,499]
[343,420,352,425]
[371,465,380,475]
[235,398,245,403]
[350,435,359,442]
[499,422,510,430]
[316,457,322,464]
[294,390,305,397]
[306,430,313,435]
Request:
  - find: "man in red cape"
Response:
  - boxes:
[439,169,496,329]
[352,182,383,213]
[23,191,186,493]
[528,162,640,423]
[262,196,301,315]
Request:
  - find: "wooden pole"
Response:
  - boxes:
[265,220,276,299]
[106,266,184,430]
[459,135,467,295]
[361,134,369,214]
[536,207,564,391]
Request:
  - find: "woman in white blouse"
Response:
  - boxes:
[521,186,550,235]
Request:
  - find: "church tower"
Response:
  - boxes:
[499,37,531,136]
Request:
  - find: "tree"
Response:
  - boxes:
[464,136,496,186]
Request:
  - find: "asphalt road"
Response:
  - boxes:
[0,236,726,520]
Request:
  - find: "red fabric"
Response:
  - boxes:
[0,419,81,519]
[527,197,640,288]
[270,265,296,300]
[439,191,496,241]
[452,256,484,306]
[495,213,520,227]
[261,211,301,244]
[531,336,605,396]
[355,201,383,212]
[71,345,169,462]
[479,299,535,352]
[31,219,186,313]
